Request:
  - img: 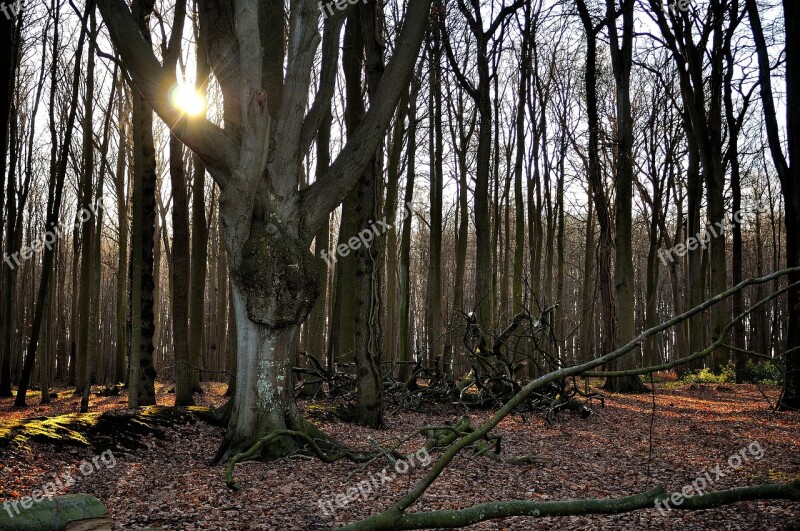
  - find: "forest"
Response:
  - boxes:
[0,0,798,529]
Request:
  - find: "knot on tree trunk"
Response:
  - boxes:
[237,219,319,328]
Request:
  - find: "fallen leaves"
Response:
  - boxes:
[0,382,797,530]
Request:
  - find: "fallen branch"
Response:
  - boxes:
[364,481,800,530]
[336,267,800,530]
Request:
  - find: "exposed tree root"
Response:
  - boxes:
[224,413,547,491]
[420,416,547,465]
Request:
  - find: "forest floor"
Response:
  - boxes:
[0,380,798,530]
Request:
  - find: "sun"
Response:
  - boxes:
[170,84,206,117]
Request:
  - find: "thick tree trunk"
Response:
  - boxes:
[129,0,159,407]
[99,0,433,459]
[214,218,318,460]
[603,0,647,393]
[749,0,800,408]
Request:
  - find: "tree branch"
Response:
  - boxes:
[299,0,433,243]
[378,482,800,530]
[95,0,239,184]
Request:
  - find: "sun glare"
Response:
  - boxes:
[170,84,206,117]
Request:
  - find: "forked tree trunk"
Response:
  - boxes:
[99,0,432,460]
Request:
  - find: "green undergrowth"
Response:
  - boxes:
[0,405,216,453]
[677,360,782,386]
[303,402,352,423]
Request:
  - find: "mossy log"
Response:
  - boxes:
[338,481,800,530]
[0,494,108,531]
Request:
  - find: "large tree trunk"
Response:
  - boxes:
[215,217,319,459]
[127,0,159,408]
[603,0,646,393]
[99,0,432,459]
[748,0,800,409]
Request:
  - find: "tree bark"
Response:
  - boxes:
[575,0,616,373]
[748,0,800,408]
[603,0,647,393]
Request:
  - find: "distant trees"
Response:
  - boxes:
[0,0,796,443]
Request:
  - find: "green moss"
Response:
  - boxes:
[0,406,213,453]
[0,494,108,530]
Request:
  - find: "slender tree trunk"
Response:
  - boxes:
[426,17,444,371]
[0,20,21,398]
[77,9,98,398]
[0,0,13,397]
[576,0,616,373]
[512,5,531,313]
[115,83,129,385]
[399,80,418,383]
[351,0,386,427]
[580,197,595,362]
[603,0,647,393]
[383,88,408,371]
